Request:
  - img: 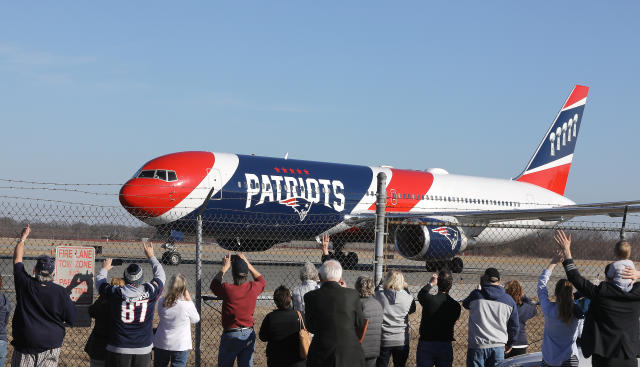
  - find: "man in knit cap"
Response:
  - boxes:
[11,224,76,367]
[97,242,166,367]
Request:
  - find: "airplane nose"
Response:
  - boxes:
[119,178,174,218]
[120,151,216,223]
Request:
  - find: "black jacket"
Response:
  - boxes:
[84,296,109,360]
[563,258,640,359]
[258,308,306,367]
[417,284,461,342]
[304,281,366,367]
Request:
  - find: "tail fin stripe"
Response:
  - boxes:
[521,154,573,176]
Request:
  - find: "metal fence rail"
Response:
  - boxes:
[0,199,638,366]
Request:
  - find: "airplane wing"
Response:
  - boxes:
[344,201,640,226]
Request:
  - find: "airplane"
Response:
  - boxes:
[119,85,640,271]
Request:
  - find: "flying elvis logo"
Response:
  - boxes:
[280,197,313,221]
[244,173,346,220]
[432,227,459,250]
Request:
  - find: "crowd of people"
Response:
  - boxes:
[2,226,640,367]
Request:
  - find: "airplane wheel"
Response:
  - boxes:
[168,252,182,266]
[162,251,182,265]
[451,257,463,273]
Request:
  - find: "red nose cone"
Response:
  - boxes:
[120,151,215,220]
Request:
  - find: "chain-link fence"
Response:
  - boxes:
[1,198,638,366]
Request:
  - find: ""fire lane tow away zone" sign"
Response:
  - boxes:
[54,246,95,304]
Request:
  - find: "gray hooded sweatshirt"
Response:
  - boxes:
[374,287,416,347]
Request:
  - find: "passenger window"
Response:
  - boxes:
[168,171,177,181]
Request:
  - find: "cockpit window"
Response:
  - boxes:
[138,170,155,178]
[137,169,178,182]
[155,170,167,181]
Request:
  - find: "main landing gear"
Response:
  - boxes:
[331,241,359,270]
[425,257,463,273]
[161,241,182,266]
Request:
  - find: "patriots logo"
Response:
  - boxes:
[279,197,313,221]
[432,226,459,250]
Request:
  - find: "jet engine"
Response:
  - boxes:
[393,219,468,261]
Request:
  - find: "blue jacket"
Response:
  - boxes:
[537,268,584,365]
[463,284,519,348]
[511,295,538,347]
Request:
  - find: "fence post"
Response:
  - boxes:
[194,187,215,367]
[620,205,629,240]
[374,172,387,286]
[195,214,203,367]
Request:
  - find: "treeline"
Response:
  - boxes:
[465,229,640,261]
[0,217,155,242]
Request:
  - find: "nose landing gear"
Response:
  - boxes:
[161,242,182,266]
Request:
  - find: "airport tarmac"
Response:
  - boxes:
[0,238,611,303]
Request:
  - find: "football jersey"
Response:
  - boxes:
[100,278,163,350]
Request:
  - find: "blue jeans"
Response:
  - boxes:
[467,347,504,367]
[417,340,453,367]
[0,340,6,367]
[218,329,256,367]
[153,349,189,367]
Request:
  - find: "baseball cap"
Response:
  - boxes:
[124,264,144,286]
[483,267,500,282]
[35,255,55,275]
[232,256,249,277]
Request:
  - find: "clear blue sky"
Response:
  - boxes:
[1,2,639,214]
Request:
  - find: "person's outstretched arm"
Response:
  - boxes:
[537,256,559,316]
[13,225,30,264]
[238,253,262,280]
[144,242,166,288]
[555,230,599,299]
[319,235,335,263]
[211,254,231,295]
[96,258,113,296]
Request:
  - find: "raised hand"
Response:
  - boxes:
[20,224,31,242]
[554,230,572,258]
[237,253,251,265]
[429,273,438,286]
[103,258,113,271]
[321,234,330,255]
[551,249,565,264]
[221,253,231,272]
[143,242,154,259]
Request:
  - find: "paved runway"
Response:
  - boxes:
[0,239,611,304]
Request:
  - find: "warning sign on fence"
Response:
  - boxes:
[54,246,95,304]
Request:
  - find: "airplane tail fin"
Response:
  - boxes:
[515,85,589,195]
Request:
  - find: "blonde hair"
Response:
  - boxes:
[163,273,188,308]
[383,270,407,291]
[111,277,125,287]
[615,240,631,260]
